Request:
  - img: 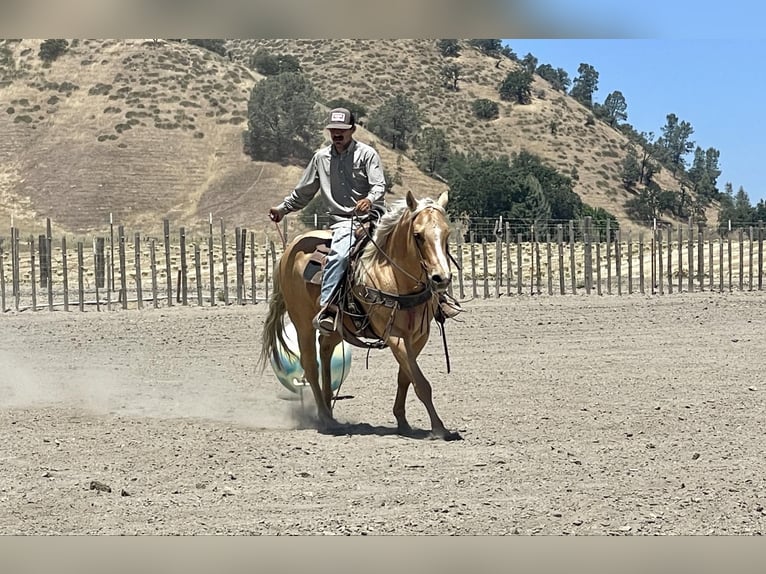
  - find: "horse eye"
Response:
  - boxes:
[413,232,423,242]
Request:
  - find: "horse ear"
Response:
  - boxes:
[406,190,417,211]
[437,190,449,208]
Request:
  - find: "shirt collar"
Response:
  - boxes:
[331,139,357,158]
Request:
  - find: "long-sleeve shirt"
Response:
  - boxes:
[275,139,386,223]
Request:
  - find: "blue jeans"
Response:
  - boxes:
[320,218,361,307]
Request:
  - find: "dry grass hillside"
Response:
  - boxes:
[0,38,711,239]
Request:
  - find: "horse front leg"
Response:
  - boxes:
[388,336,461,441]
[393,366,413,435]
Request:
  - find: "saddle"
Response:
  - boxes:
[301,222,389,349]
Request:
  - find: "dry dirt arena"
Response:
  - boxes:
[1,292,766,535]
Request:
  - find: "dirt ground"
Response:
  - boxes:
[1,292,766,535]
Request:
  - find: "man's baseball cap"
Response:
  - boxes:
[326,107,354,129]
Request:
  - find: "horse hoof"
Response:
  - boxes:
[430,429,463,441]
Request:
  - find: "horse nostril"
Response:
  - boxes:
[430,274,451,288]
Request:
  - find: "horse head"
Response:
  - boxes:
[406,190,452,293]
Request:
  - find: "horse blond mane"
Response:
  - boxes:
[357,196,445,271]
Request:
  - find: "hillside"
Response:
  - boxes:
[0,38,710,239]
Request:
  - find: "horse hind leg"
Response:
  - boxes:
[318,333,343,411]
[296,325,335,427]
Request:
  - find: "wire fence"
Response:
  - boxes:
[3,215,766,314]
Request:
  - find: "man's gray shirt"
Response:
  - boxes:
[275,140,386,223]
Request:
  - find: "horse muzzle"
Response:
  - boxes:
[428,273,452,293]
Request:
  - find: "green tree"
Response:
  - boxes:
[367,93,421,150]
[187,39,227,57]
[520,53,538,75]
[437,39,460,57]
[250,49,301,75]
[535,63,570,92]
[656,113,695,175]
[733,185,753,223]
[625,181,676,222]
[498,69,532,104]
[468,39,503,56]
[440,62,461,91]
[687,146,721,202]
[414,127,450,176]
[598,90,627,127]
[38,39,68,62]
[570,63,599,108]
[246,72,322,162]
[471,98,499,120]
[621,145,641,189]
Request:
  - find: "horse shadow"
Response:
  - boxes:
[318,421,431,439]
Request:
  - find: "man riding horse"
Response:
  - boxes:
[268,107,460,334]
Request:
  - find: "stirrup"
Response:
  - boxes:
[313,307,338,335]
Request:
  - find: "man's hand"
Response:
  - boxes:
[268,207,283,223]
[355,197,372,214]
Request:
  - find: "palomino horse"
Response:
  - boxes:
[260,190,460,440]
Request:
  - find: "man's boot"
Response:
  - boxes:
[437,292,463,320]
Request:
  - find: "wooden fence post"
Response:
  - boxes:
[109,213,115,296]
[482,239,489,299]
[546,231,553,295]
[469,231,477,299]
[697,226,704,291]
[93,238,100,312]
[119,225,127,309]
[568,220,576,294]
[657,229,664,296]
[250,231,257,304]
[505,222,512,296]
[584,216,592,294]
[46,217,53,311]
[738,228,744,291]
[516,233,523,295]
[77,241,85,312]
[557,224,564,295]
[163,218,173,307]
[62,236,69,312]
[615,229,622,296]
[0,246,5,312]
[30,236,37,311]
[494,232,501,298]
[605,219,612,295]
[150,239,158,309]
[13,226,20,311]
[456,230,465,299]
[595,241,602,296]
[220,219,229,305]
[208,214,215,306]
[194,243,203,306]
[179,227,188,306]
[627,230,633,295]
[687,220,694,293]
[667,226,673,294]
[638,232,645,295]
[134,232,143,310]
[708,231,714,291]
[759,221,764,290]
[749,226,754,291]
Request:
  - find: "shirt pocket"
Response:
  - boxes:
[351,164,368,186]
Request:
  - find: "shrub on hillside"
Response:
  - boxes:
[39,39,68,63]
[472,98,499,120]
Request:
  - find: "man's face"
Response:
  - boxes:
[329,127,354,151]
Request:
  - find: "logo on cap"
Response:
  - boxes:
[331,111,347,123]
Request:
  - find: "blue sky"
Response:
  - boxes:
[504,2,766,203]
